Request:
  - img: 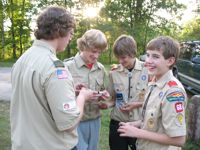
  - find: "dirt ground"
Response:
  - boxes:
[0,67,11,101]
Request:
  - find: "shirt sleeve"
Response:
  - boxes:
[107,72,116,99]
[44,67,80,131]
[161,87,187,137]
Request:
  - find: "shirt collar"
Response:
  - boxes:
[134,58,143,70]
[33,40,56,54]
[149,70,174,89]
[74,53,101,70]
[119,58,143,73]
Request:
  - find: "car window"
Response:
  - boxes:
[192,47,200,64]
[180,44,193,60]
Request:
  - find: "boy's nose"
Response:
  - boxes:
[94,53,100,58]
[145,56,152,63]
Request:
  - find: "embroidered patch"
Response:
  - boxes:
[159,92,163,98]
[167,81,177,87]
[175,102,183,113]
[63,101,76,111]
[166,91,185,102]
[139,89,145,101]
[57,69,68,79]
[110,64,118,70]
[141,75,147,81]
[175,113,184,126]
[147,118,155,129]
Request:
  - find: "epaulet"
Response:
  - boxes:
[167,80,178,87]
[63,57,74,62]
[110,64,119,71]
[50,54,65,68]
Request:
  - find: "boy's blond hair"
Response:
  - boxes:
[146,36,180,68]
[77,29,107,52]
[113,35,137,58]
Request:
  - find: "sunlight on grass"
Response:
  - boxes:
[99,109,111,150]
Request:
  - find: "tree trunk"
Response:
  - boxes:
[10,0,17,59]
[19,0,25,56]
[187,95,200,140]
[108,43,112,64]
[0,0,5,60]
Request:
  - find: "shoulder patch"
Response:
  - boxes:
[56,69,68,79]
[167,80,178,87]
[54,60,65,68]
[166,91,185,102]
[110,64,118,71]
[50,54,65,68]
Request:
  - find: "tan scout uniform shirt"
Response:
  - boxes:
[137,70,187,150]
[64,53,107,121]
[11,40,80,150]
[108,58,148,122]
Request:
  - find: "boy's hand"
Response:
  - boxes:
[75,83,88,96]
[94,90,110,100]
[79,88,95,101]
[117,122,140,138]
[120,101,143,112]
[100,90,110,100]
[98,101,108,109]
[91,90,110,101]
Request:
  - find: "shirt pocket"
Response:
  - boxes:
[113,83,125,92]
[144,108,159,131]
[95,77,104,91]
[135,83,146,101]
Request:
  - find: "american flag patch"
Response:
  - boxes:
[56,69,68,79]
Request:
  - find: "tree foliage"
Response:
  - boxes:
[180,18,200,41]
[0,0,199,62]
[101,0,185,54]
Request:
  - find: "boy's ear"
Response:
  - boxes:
[167,57,175,67]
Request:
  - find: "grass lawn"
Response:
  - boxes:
[0,101,11,150]
[1,100,200,150]
[0,61,15,67]
[99,109,111,150]
[0,63,199,149]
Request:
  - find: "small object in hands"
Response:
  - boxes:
[95,91,104,97]
[116,93,126,109]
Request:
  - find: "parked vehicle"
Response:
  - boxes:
[176,41,200,95]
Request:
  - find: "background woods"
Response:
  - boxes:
[0,0,200,63]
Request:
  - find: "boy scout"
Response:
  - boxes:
[10,6,95,150]
[107,35,148,150]
[118,36,187,150]
[64,29,110,150]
